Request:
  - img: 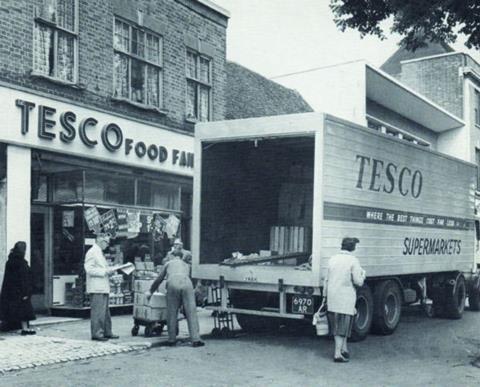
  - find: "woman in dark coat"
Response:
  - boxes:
[0,241,36,334]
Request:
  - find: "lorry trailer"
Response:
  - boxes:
[192,112,480,340]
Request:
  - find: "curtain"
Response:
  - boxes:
[113,53,129,98]
[199,85,210,121]
[57,32,75,81]
[146,65,160,107]
[33,24,54,76]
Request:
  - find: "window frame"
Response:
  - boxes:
[185,49,212,122]
[112,17,164,110]
[474,89,480,127]
[366,115,431,148]
[32,0,79,84]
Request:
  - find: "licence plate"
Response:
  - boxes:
[291,295,314,314]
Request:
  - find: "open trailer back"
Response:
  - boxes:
[192,112,480,340]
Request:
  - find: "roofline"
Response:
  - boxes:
[366,63,465,128]
[195,0,230,18]
[400,51,462,65]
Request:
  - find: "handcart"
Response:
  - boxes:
[131,315,166,337]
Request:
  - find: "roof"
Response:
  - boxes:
[381,42,454,77]
[225,61,313,120]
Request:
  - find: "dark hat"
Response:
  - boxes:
[341,237,360,251]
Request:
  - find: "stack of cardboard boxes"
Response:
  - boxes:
[133,257,167,321]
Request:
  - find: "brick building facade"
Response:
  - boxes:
[382,44,480,167]
[0,0,229,314]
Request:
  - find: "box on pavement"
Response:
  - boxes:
[149,292,167,308]
[144,261,155,271]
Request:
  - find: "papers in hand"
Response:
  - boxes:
[111,262,135,275]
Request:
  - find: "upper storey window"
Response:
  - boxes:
[186,50,211,122]
[113,18,163,109]
[33,0,78,83]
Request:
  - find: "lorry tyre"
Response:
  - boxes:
[444,274,466,319]
[468,277,480,311]
[371,280,402,335]
[350,285,373,342]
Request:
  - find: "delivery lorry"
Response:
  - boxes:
[192,112,480,340]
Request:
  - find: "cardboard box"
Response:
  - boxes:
[135,262,146,271]
[134,279,154,292]
[144,306,166,321]
[134,292,147,306]
[149,292,167,308]
[133,305,146,319]
[144,262,155,271]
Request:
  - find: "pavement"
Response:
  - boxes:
[0,308,216,375]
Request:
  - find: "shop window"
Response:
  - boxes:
[52,171,83,202]
[366,117,430,147]
[33,0,78,83]
[137,180,180,210]
[84,171,135,205]
[113,18,163,108]
[32,173,49,202]
[186,50,211,122]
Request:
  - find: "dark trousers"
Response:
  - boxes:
[90,293,112,339]
[166,277,200,343]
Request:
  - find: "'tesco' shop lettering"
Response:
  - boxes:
[355,155,423,198]
[15,99,193,168]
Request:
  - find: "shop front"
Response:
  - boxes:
[0,85,194,316]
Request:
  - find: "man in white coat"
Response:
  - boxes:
[84,234,119,341]
[324,237,365,362]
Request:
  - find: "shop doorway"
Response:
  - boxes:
[30,206,52,313]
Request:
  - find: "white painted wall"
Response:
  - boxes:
[6,145,31,263]
[437,127,469,161]
[274,60,367,126]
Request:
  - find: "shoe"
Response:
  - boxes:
[192,341,205,348]
[341,351,350,359]
[21,329,36,335]
[105,334,119,339]
[333,356,349,363]
[165,341,176,347]
[92,337,109,342]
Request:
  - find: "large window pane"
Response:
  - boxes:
[146,65,160,107]
[146,34,160,64]
[57,32,75,82]
[152,184,180,210]
[199,57,210,83]
[33,24,54,76]
[199,85,210,122]
[131,59,145,103]
[187,51,197,78]
[113,53,129,99]
[132,28,145,58]
[186,80,197,119]
[53,172,83,202]
[40,0,56,22]
[57,0,75,31]
[84,172,135,205]
[114,20,130,51]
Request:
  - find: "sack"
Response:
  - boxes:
[312,300,329,336]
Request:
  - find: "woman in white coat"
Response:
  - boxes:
[324,237,365,362]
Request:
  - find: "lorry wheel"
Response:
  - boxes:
[468,277,480,311]
[371,280,402,335]
[236,314,279,333]
[444,274,466,319]
[350,285,373,342]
